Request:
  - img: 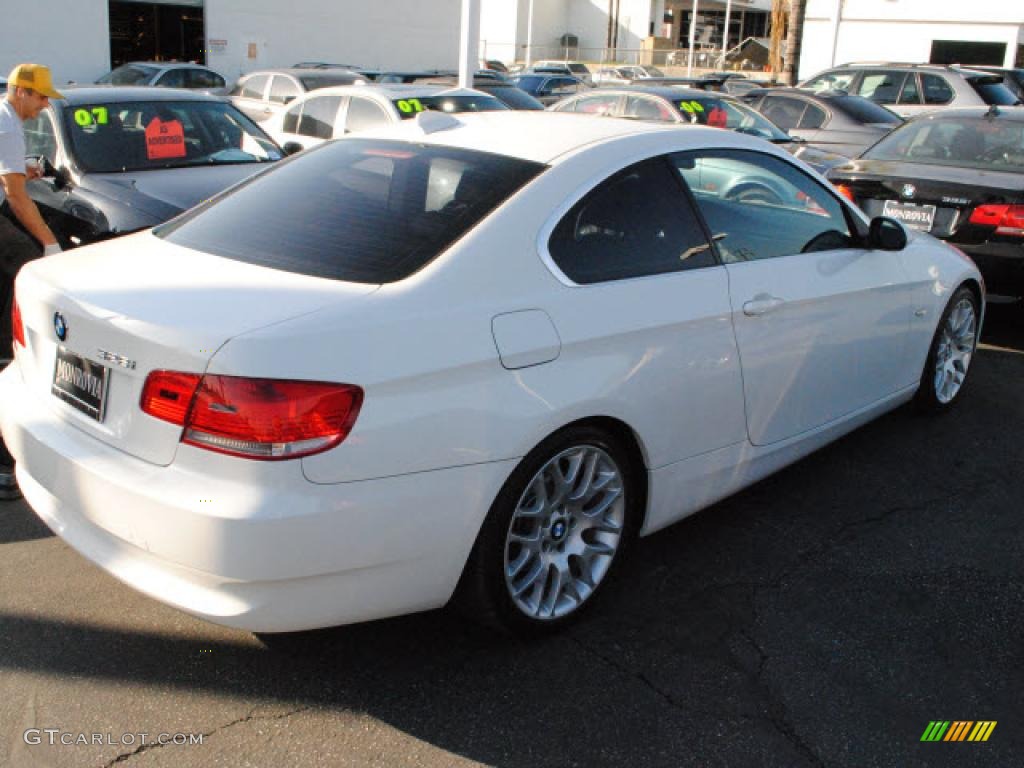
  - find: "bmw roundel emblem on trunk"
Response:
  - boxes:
[54,312,68,342]
[901,184,916,199]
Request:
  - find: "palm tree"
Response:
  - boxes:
[783,0,807,85]
[769,0,786,80]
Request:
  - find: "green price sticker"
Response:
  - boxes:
[396,98,425,114]
[678,100,706,114]
[74,107,110,127]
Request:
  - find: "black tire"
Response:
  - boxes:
[453,424,641,636]
[914,285,980,413]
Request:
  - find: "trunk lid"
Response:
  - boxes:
[14,231,378,466]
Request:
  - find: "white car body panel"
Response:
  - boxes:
[0,113,984,632]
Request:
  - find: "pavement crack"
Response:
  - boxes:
[100,706,312,767]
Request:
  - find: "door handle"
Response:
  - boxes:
[742,294,785,316]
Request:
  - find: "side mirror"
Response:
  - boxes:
[282,141,304,156]
[868,216,907,251]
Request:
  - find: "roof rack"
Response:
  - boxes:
[839,61,968,71]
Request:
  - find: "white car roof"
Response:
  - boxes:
[288,83,493,102]
[350,111,731,166]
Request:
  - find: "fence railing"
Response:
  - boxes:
[482,43,764,73]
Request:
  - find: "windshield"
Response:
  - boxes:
[830,95,903,126]
[96,64,159,85]
[862,115,1024,171]
[155,139,546,283]
[390,95,508,119]
[675,96,791,141]
[513,75,545,91]
[63,100,283,173]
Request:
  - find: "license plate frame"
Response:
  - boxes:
[52,346,110,422]
[882,200,937,232]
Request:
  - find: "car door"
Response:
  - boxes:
[539,77,584,106]
[292,94,345,149]
[544,156,747,468]
[265,75,302,122]
[22,109,74,241]
[671,148,913,446]
[231,74,270,121]
[340,96,393,135]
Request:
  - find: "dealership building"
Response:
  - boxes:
[1,0,1022,86]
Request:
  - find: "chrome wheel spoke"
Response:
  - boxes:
[933,297,977,404]
[504,443,626,621]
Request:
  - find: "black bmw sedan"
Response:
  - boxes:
[20,87,284,248]
[827,107,1024,299]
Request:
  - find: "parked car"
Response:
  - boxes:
[96,62,228,95]
[592,66,649,86]
[1,112,982,635]
[292,61,362,70]
[228,68,369,123]
[512,73,589,106]
[20,86,283,247]
[741,87,903,158]
[974,67,1024,102]
[532,60,593,85]
[827,106,1024,299]
[422,77,544,110]
[265,84,507,151]
[549,86,851,173]
[480,59,510,73]
[799,63,1019,117]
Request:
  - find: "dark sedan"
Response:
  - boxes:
[827,106,1024,298]
[511,73,589,106]
[741,87,903,158]
[21,87,283,248]
[549,86,851,173]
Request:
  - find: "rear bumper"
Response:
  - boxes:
[957,242,1024,299]
[0,363,514,632]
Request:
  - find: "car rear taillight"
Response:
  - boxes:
[834,183,856,203]
[140,372,362,460]
[11,294,25,350]
[968,204,1024,236]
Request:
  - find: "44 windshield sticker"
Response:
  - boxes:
[73,107,110,127]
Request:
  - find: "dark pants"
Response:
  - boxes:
[0,205,43,355]
[1,205,43,469]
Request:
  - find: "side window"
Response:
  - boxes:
[344,97,391,133]
[760,96,806,131]
[898,73,921,104]
[921,74,954,105]
[797,103,827,130]
[671,149,854,263]
[623,96,675,121]
[282,102,302,134]
[240,75,268,100]
[156,69,186,88]
[269,76,301,105]
[298,95,342,139]
[23,111,58,163]
[857,71,906,104]
[548,78,581,96]
[548,157,715,284]
[803,69,855,92]
[568,93,619,115]
[187,69,224,89]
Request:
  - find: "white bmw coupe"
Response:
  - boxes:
[1,112,983,635]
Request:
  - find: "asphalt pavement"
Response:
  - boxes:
[1,304,1021,768]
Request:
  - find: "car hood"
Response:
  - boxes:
[82,163,272,223]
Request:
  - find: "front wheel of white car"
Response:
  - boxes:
[915,285,980,413]
[455,425,640,635]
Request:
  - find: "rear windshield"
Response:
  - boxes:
[675,96,790,141]
[862,115,1024,171]
[97,65,159,85]
[830,95,903,125]
[513,75,546,91]
[390,95,508,119]
[298,74,366,90]
[62,100,282,172]
[481,86,544,110]
[968,76,1020,106]
[155,139,546,283]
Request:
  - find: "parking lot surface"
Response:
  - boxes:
[1,305,1021,768]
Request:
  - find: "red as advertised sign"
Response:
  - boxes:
[145,117,186,160]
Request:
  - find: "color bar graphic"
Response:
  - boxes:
[921,720,996,742]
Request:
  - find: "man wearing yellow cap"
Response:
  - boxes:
[1,63,64,499]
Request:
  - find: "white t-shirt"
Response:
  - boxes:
[0,98,27,207]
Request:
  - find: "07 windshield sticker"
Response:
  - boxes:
[144,117,186,160]
[394,98,425,116]
[73,107,110,127]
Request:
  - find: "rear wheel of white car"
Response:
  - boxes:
[915,285,980,412]
[456,425,639,634]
